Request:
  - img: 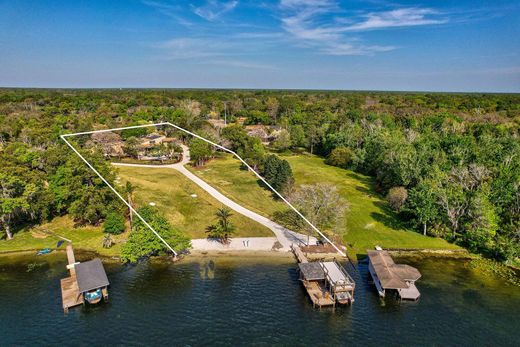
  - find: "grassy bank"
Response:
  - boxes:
[189,152,461,259]
[0,165,272,257]
[116,166,272,238]
[0,216,124,257]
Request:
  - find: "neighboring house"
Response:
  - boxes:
[244,125,281,145]
[245,125,270,143]
[90,131,125,157]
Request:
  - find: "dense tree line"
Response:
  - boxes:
[0,88,518,263]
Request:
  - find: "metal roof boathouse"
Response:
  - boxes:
[60,245,109,312]
[76,258,110,296]
[367,250,421,300]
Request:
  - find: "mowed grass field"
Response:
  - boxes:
[116,166,272,238]
[188,156,286,217]
[189,152,460,258]
[0,216,124,257]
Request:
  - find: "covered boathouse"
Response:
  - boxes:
[61,245,109,312]
[75,258,110,305]
[367,250,421,300]
[297,254,355,308]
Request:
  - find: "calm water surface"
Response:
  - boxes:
[0,253,518,346]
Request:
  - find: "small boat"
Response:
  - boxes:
[84,289,103,304]
[37,248,52,256]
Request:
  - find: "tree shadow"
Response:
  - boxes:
[346,171,381,196]
[370,212,406,231]
[371,200,408,231]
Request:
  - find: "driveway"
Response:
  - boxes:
[113,145,314,250]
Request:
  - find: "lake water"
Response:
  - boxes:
[0,253,519,346]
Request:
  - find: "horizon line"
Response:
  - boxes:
[1,86,519,94]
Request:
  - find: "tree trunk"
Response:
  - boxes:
[5,223,13,240]
[423,222,427,236]
[128,195,133,231]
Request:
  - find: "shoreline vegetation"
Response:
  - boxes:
[4,246,519,287]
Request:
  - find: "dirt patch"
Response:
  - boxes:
[31,231,48,239]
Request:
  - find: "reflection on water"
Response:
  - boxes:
[0,253,519,346]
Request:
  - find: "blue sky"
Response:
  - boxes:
[1,0,519,92]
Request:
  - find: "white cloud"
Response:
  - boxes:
[192,0,239,22]
[320,43,395,56]
[278,1,447,56]
[343,8,447,31]
[141,0,195,27]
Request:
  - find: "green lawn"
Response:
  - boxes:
[1,154,460,259]
[0,165,272,256]
[188,156,286,217]
[0,216,124,256]
[282,153,460,257]
[116,166,272,238]
[190,152,461,258]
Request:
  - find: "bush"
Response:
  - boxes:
[326,147,353,169]
[103,212,126,234]
[386,186,408,213]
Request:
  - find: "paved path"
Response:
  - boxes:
[191,237,279,251]
[113,146,314,251]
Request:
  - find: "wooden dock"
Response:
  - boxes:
[292,245,355,308]
[292,244,308,263]
[61,275,83,312]
[61,244,83,312]
[303,279,335,308]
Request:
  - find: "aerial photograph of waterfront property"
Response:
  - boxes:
[1,1,519,346]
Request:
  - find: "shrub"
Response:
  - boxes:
[326,147,353,169]
[386,186,408,213]
[103,212,126,234]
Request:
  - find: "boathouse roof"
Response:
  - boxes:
[367,250,421,289]
[299,262,325,281]
[75,258,110,293]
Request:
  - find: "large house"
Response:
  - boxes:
[244,125,282,145]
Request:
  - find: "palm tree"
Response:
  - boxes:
[124,181,135,230]
[206,207,235,244]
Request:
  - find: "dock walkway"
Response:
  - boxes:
[61,244,83,312]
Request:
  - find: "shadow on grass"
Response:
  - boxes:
[370,211,407,231]
[345,171,381,197]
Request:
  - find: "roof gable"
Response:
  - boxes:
[367,250,421,289]
[75,258,110,293]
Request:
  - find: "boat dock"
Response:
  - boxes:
[60,244,110,312]
[60,244,83,312]
[292,245,355,308]
[367,249,421,300]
